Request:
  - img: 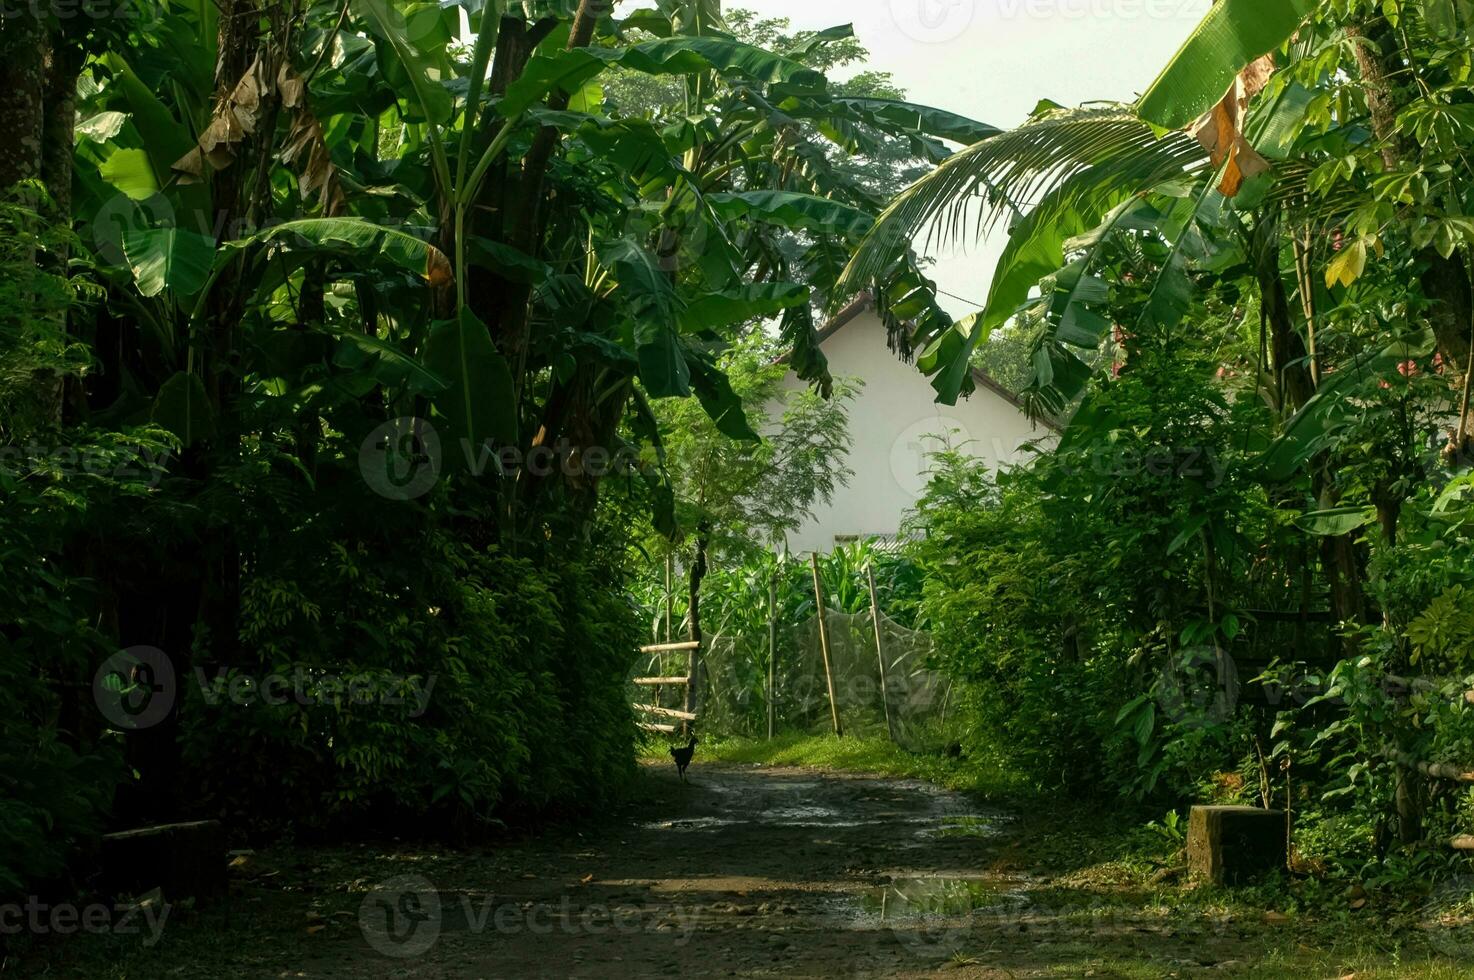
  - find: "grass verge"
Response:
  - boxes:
[643,732,1017,797]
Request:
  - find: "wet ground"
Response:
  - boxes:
[304,763,1018,978]
[19,762,1345,977]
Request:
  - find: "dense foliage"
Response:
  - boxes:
[863,0,1474,882]
[11,0,1474,917]
[0,1,985,899]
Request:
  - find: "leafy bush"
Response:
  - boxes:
[176,479,641,837]
[0,198,145,896]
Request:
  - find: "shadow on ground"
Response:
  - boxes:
[14,763,1474,978]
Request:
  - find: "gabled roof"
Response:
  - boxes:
[807,291,1061,432]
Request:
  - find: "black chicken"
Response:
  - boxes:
[669,736,697,782]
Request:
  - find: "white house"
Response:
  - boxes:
[777,294,1057,555]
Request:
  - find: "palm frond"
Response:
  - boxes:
[837,105,1207,298]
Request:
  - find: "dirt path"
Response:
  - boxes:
[298,763,1012,978]
[27,762,1287,978]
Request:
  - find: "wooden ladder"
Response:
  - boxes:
[632,640,699,734]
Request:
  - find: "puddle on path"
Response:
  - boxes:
[931,815,996,838]
[856,877,1027,921]
[639,816,741,831]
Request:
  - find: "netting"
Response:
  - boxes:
[635,608,952,751]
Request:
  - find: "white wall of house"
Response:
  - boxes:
[777,310,1053,555]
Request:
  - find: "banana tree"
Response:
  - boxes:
[48,2,999,781]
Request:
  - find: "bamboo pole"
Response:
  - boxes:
[767,567,778,740]
[652,553,674,713]
[810,552,842,737]
[664,554,673,644]
[1388,748,1474,783]
[633,703,698,721]
[639,640,701,653]
[867,563,896,744]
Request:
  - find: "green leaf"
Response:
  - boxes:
[356,0,452,193]
[1257,328,1435,480]
[500,37,826,118]
[77,111,128,143]
[239,218,449,281]
[99,55,198,181]
[778,303,830,396]
[785,23,854,59]
[466,237,552,285]
[1294,506,1376,537]
[1137,0,1316,129]
[628,386,680,539]
[707,190,872,237]
[839,106,1204,302]
[635,326,690,398]
[929,313,984,405]
[603,239,681,322]
[790,95,999,160]
[1114,693,1149,725]
[151,371,215,447]
[687,353,759,442]
[1167,514,1210,555]
[828,96,999,146]
[600,239,694,396]
[122,227,216,297]
[99,148,160,202]
[327,329,449,394]
[678,283,809,332]
[423,308,518,462]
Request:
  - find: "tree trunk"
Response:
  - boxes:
[1319,503,1368,634]
[685,523,711,731]
[1349,16,1474,436]
[0,14,47,192]
[41,40,81,216]
[1345,23,1407,171]
[116,0,266,822]
[488,1,600,361]
[1249,210,1314,409]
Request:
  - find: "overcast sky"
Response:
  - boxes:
[698,0,1210,318]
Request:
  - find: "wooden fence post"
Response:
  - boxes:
[767,567,778,740]
[653,554,674,713]
[810,552,842,737]
[664,554,673,644]
[867,563,896,743]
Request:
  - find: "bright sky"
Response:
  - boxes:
[722,0,1210,318]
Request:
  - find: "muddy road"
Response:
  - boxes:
[302,763,1014,978]
[29,762,1270,978]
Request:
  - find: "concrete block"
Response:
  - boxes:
[1187,805,1286,885]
